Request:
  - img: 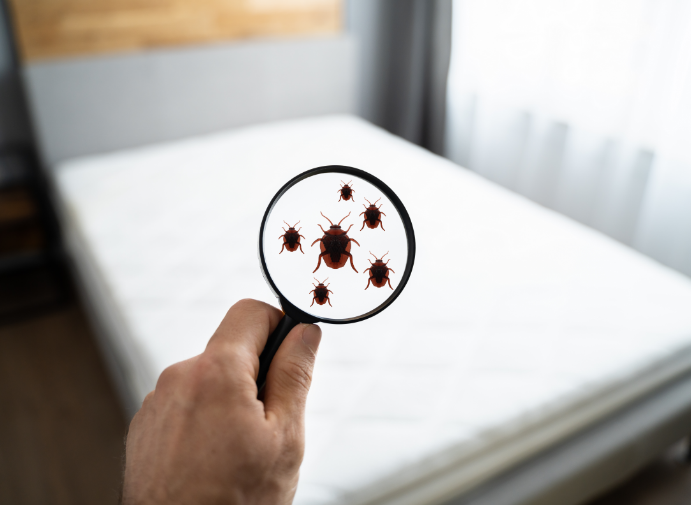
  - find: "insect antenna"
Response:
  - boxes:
[338,211,351,225]
[321,277,329,284]
[283,220,290,227]
[313,277,320,283]
[374,198,381,205]
[369,251,377,259]
[320,212,334,226]
[381,251,389,260]
[364,197,372,206]
[292,220,300,228]
[347,180,352,186]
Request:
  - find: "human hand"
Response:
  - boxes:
[122,299,322,505]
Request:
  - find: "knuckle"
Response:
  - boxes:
[283,431,305,460]
[277,429,305,472]
[130,391,154,428]
[189,353,224,387]
[187,350,249,396]
[280,356,314,394]
[142,390,155,407]
[156,363,182,390]
[231,298,261,313]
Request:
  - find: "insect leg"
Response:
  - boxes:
[388,268,396,273]
[350,238,361,247]
[318,224,327,234]
[365,277,371,290]
[380,212,387,216]
[313,255,323,273]
[343,251,358,273]
[360,221,366,231]
[298,243,305,254]
[311,298,315,307]
[387,277,393,290]
[299,234,306,239]
[338,195,343,202]
[378,219,386,231]
[279,242,286,254]
[327,298,332,307]
[313,252,328,273]
[311,238,321,247]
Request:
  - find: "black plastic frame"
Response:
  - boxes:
[258,165,416,324]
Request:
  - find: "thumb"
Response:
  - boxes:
[263,323,321,421]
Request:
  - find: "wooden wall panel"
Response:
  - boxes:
[9,0,342,62]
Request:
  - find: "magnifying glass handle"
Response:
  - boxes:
[256,314,299,396]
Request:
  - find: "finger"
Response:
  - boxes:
[206,299,283,358]
[153,354,199,396]
[263,324,321,423]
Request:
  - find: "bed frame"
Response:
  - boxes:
[23,38,691,505]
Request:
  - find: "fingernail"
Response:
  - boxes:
[301,324,322,355]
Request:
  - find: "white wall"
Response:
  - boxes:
[23,36,357,166]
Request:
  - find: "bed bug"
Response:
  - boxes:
[311,211,360,273]
[309,278,333,307]
[278,221,305,254]
[364,252,395,290]
[338,181,355,202]
[360,198,386,231]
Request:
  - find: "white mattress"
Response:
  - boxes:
[52,115,691,505]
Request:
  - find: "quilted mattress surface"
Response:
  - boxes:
[52,115,691,505]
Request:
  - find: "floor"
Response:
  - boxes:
[0,303,127,505]
[0,298,690,505]
[589,441,691,505]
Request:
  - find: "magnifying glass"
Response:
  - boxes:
[256,165,416,392]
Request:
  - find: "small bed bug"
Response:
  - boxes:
[338,180,355,202]
[311,211,361,273]
[309,278,333,307]
[278,221,305,254]
[364,252,395,290]
[360,198,387,231]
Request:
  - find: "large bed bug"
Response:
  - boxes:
[364,252,395,290]
[309,278,333,307]
[360,198,387,231]
[278,221,305,254]
[311,211,360,273]
[338,181,355,202]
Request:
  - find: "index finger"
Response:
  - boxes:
[206,299,283,360]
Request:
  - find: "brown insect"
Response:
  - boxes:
[309,278,333,307]
[338,180,355,202]
[364,252,395,290]
[311,211,360,273]
[278,221,305,254]
[360,198,386,231]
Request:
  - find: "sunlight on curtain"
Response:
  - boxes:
[445,0,691,276]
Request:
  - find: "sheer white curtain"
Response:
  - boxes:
[445,0,691,276]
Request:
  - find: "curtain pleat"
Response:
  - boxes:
[445,0,691,276]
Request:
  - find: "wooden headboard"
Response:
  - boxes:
[9,0,342,62]
[12,0,354,166]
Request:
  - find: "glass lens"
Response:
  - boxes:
[263,172,409,320]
